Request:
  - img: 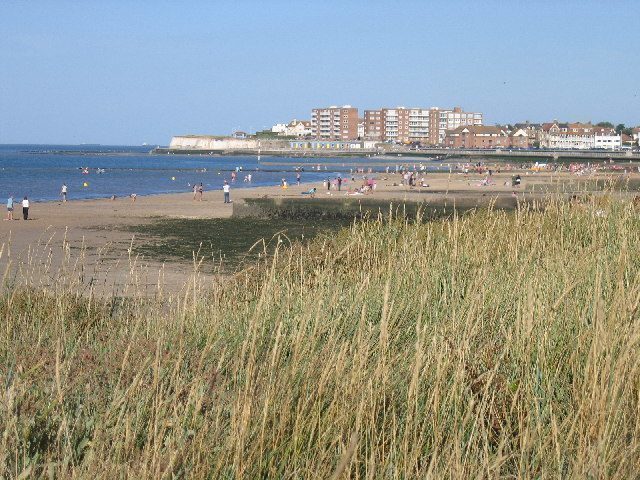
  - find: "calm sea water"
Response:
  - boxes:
[0,145,451,202]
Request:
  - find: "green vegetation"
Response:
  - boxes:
[2,198,640,477]
[253,130,297,140]
[128,216,353,270]
[615,123,633,136]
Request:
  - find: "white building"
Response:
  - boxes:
[271,120,312,137]
[285,119,312,137]
[271,123,287,134]
[594,129,622,150]
[540,122,620,150]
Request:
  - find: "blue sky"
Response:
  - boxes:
[1,0,638,145]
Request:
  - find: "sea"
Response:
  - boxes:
[0,145,451,202]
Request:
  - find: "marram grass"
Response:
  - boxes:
[1,198,640,478]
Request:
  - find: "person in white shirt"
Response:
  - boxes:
[61,183,68,202]
[22,196,29,220]
[223,181,230,203]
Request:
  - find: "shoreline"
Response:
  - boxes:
[2,170,637,294]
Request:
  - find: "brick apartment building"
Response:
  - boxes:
[428,107,483,145]
[310,106,359,140]
[364,106,482,145]
[364,108,430,143]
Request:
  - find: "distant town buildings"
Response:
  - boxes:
[271,119,312,137]
[510,122,543,147]
[363,106,482,144]
[310,106,359,141]
[268,105,635,150]
[444,125,506,149]
[539,122,621,150]
[364,108,430,143]
[430,107,483,144]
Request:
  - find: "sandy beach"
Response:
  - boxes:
[1,169,634,293]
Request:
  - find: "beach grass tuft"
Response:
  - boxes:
[1,196,640,478]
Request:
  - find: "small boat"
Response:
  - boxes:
[96,168,106,174]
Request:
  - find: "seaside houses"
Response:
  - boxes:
[511,122,543,147]
[288,107,632,150]
[509,128,530,148]
[271,123,288,134]
[271,119,312,137]
[311,106,359,140]
[539,122,621,150]
[593,127,622,150]
[444,125,511,149]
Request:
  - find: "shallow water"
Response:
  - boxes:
[0,145,448,202]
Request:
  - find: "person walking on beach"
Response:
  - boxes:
[60,183,68,202]
[296,172,301,185]
[337,176,342,191]
[5,195,14,221]
[193,184,198,200]
[198,182,204,201]
[22,196,29,220]
[223,181,230,203]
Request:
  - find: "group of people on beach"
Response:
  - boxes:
[190,181,231,203]
[5,195,29,221]
[5,183,67,221]
[320,175,378,195]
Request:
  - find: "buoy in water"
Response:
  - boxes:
[171,176,176,181]
[83,182,89,187]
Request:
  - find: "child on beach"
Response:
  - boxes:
[6,195,14,220]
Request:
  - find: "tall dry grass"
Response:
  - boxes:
[1,197,640,478]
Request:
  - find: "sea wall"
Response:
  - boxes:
[169,136,265,151]
[160,136,382,156]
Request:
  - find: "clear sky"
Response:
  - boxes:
[1,0,638,145]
